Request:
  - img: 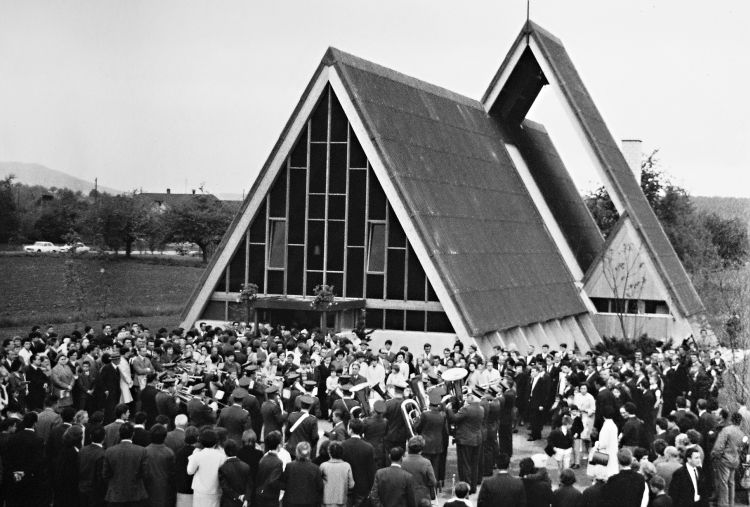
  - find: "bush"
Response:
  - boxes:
[592,334,673,359]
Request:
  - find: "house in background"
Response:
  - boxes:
[136,188,220,213]
[179,21,704,354]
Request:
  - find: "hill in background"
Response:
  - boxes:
[0,161,122,195]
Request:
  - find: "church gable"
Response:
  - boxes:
[188,84,454,334]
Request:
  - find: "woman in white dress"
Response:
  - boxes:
[594,406,620,478]
[573,384,596,456]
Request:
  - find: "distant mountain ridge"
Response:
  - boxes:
[0,162,122,195]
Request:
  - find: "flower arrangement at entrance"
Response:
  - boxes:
[311,284,335,310]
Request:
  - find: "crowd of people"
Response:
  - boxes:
[0,320,746,507]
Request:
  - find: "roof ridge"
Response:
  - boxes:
[324,46,480,109]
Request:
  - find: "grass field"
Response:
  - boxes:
[0,254,204,336]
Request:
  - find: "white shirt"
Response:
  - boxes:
[687,465,701,501]
[187,447,227,495]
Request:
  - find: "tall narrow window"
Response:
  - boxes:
[367,223,386,273]
[268,221,286,269]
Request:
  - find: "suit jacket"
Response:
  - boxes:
[384,398,409,446]
[477,472,526,507]
[529,374,551,411]
[241,393,264,436]
[155,391,179,420]
[144,443,175,507]
[139,385,159,427]
[133,426,151,447]
[668,465,708,507]
[602,469,647,507]
[448,401,484,446]
[328,421,349,442]
[53,444,80,506]
[342,437,375,497]
[46,421,71,474]
[5,429,46,503]
[415,409,448,454]
[102,440,149,503]
[522,471,553,507]
[187,397,217,428]
[218,404,252,444]
[255,452,283,507]
[674,409,699,433]
[499,389,517,426]
[261,400,286,440]
[580,481,605,507]
[25,364,48,410]
[285,411,319,456]
[164,428,186,454]
[175,444,196,495]
[595,387,617,429]
[98,363,121,400]
[553,485,582,507]
[220,456,254,507]
[651,494,674,507]
[370,465,417,507]
[78,443,106,501]
[103,420,124,449]
[35,407,62,442]
[364,415,389,462]
[281,459,323,506]
[401,454,437,504]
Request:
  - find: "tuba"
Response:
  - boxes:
[441,367,468,407]
[401,398,423,438]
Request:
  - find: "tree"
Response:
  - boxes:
[701,212,749,268]
[0,175,20,243]
[84,193,148,256]
[601,242,647,340]
[163,195,233,262]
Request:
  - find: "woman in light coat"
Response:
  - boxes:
[593,406,620,478]
[117,349,133,404]
[50,354,76,407]
[187,428,227,507]
[319,441,354,507]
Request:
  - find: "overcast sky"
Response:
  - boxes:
[1,0,748,198]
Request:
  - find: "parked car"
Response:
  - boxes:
[60,242,91,254]
[23,241,62,253]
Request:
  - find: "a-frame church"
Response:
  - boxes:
[180,21,704,354]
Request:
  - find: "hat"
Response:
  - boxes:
[285,372,300,381]
[238,377,252,388]
[428,390,443,406]
[340,383,353,392]
[427,372,439,383]
[244,364,259,373]
[265,385,279,395]
[373,400,386,414]
[231,388,247,401]
[299,395,314,407]
[472,386,487,398]
[190,383,206,394]
[340,375,351,385]
[489,384,503,395]
[304,380,316,390]
[161,378,176,387]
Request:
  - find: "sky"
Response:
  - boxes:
[0,0,748,198]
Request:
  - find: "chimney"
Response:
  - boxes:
[621,139,642,183]
[166,188,171,194]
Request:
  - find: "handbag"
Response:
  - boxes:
[589,450,609,466]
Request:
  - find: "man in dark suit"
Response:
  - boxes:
[218,391,253,445]
[364,400,389,469]
[25,353,49,411]
[260,387,286,442]
[255,430,284,507]
[447,390,485,494]
[415,392,448,486]
[601,448,649,507]
[383,383,409,456]
[669,447,708,507]
[285,395,319,458]
[220,439,254,507]
[5,412,46,507]
[46,406,75,478]
[164,414,187,454]
[98,352,122,423]
[401,436,437,506]
[280,441,323,507]
[155,381,180,422]
[79,425,107,507]
[101,422,149,505]
[342,419,376,507]
[528,364,550,440]
[144,424,176,507]
[594,376,616,431]
[139,373,159,427]
[132,412,151,447]
[370,447,416,507]
[187,392,217,428]
[103,403,130,449]
[498,379,516,457]
[445,481,472,507]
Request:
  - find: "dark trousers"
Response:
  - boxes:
[456,444,481,492]
[423,453,444,483]
[498,424,513,456]
[483,427,498,476]
[529,408,544,439]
